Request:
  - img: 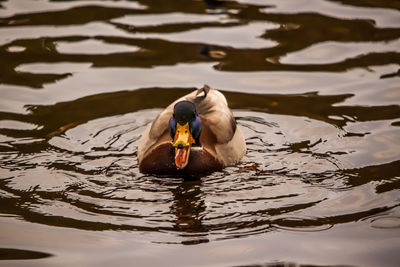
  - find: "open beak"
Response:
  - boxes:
[172,122,195,169]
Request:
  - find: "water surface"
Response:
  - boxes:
[0,0,400,266]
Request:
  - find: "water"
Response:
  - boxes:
[0,0,400,266]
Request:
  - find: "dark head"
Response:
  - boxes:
[168,101,202,169]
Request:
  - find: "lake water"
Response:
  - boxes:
[0,0,400,266]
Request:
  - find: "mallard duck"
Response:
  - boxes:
[138,85,246,176]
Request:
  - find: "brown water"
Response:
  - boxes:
[0,0,400,266]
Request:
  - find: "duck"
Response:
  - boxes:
[138,85,246,177]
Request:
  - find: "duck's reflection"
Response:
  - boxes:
[170,179,209,244]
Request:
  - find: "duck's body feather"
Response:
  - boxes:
[138,86,246,176]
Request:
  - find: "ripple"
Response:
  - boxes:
[0,120,38,130]
[0,0,399,264]
[1,106,397,243]
[272,216,334,232]
[260,0,400,28]
[281,39,400,65]
[133,22,279,49]
[0,248,52,260]
[16,62,92,74]
[0,0,146,18]
[56,39,140,55]
[370,215,400,229]
[0,22,131,46]
[112,12,231,27]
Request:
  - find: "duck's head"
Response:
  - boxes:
[168,101,202,169]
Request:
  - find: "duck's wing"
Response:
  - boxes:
[195,86,237,144]
[194,86,246,166]
[137,105,171,164]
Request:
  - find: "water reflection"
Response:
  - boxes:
[1,87,399,142]
[0,0,399,266]
[233,262,353,267]
[0,87,399,242]
[0,248,52,260]
[0,0,399,89]
[170,180,209,244]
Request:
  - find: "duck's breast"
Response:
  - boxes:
[139,144,222,176]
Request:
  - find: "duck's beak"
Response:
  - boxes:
[172,122,195,169]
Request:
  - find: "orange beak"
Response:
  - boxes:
[172,122,195,169]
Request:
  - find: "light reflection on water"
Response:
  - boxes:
[0,0,399,266]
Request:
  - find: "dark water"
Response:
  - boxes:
[1,0,400,266]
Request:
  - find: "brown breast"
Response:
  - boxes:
[139,143,223,178]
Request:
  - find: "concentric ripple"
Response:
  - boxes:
[1,104,399,244]
[0,0,399,265]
